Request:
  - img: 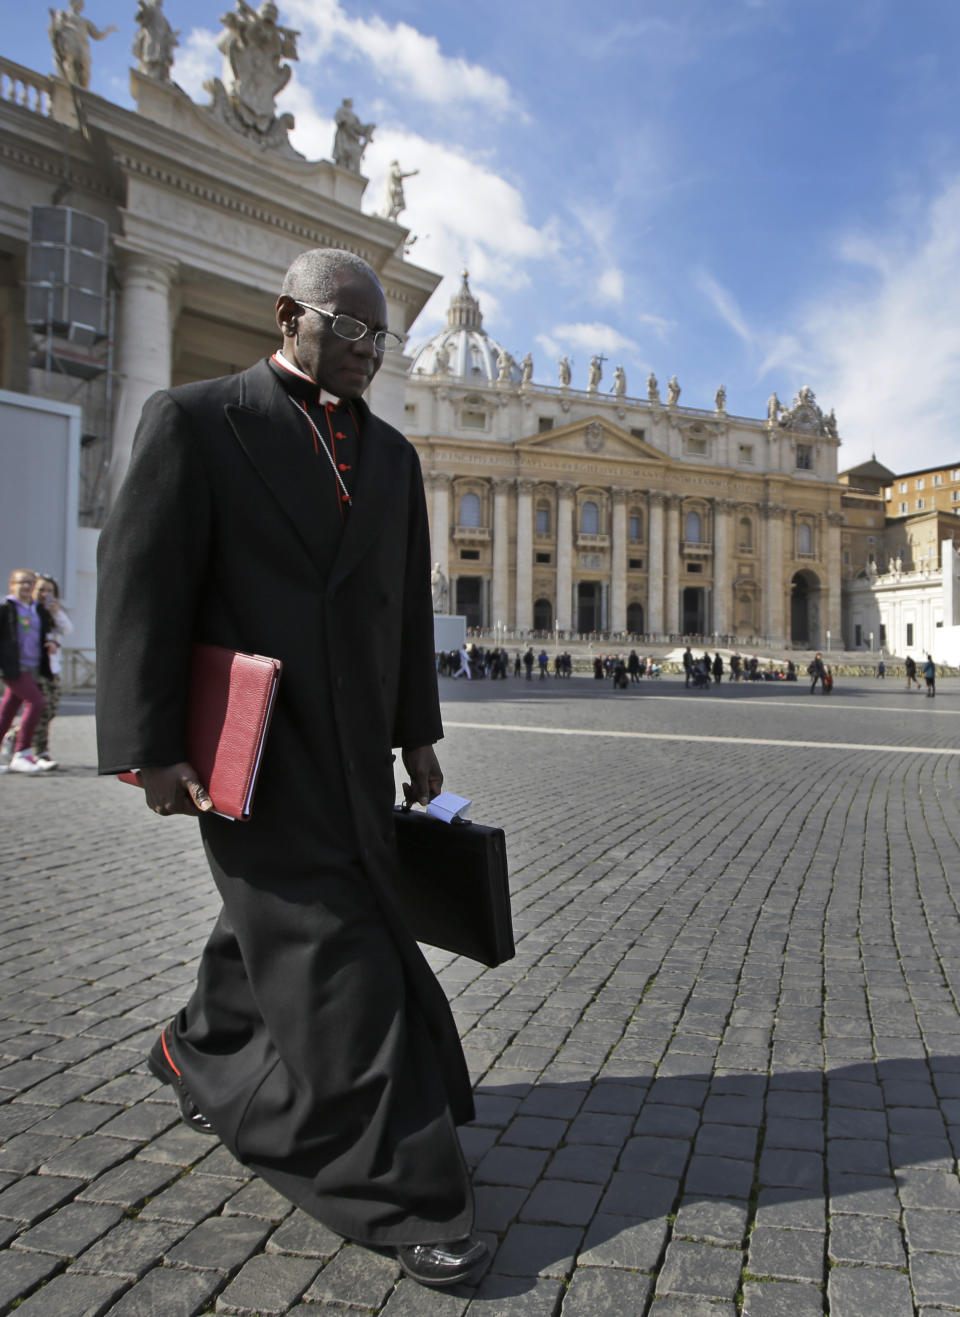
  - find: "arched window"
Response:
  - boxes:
[459,492,481,527]
[533,598,553,630]
[628,508,643,541]
[738,517,753,550]
[581,500,599,534]
[536,501,551,534]
[797,523,813,555]
[685,510,702,543]
[627,602,644,634]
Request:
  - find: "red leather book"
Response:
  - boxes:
[117,644,282,821]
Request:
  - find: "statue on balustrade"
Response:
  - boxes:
[647,371,660,403]
[133,0,178,82]
[497,349,516,383]
[433,342,450,375]
[333,97,375,172]
[382,161,418,222]
[715,384,726,412]
[587,355,603,391]
[666,374,681,405]
[767,391,782,422]
[558,356,572,387]
[48,0,117,88]
[613,365,626,397]
[520,353,533,385]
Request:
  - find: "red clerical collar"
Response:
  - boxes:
[271,351,341,407]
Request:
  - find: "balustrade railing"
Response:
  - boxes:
[0,58,54,117]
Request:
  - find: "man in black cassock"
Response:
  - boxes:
[95,249,487,1287]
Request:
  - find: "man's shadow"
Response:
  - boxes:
[456,1055,959,1297]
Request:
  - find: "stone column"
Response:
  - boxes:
[647,492,665,635]
[491,478,512,628]
[429,474,452,581]
[109,246,179,505]
[664,494,681,636]
[515,478,535,631]
[825,510,844,642]
[611,489,628,633]
[764,503,786,645]
[555,481,575,633]
[712,497,732,638]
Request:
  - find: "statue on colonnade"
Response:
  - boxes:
[48,0,117,88]
[613,365,626,397]
[333,97,375,172]
[382,161,418,222]
[558,356,572,387]
[666,374,681,405]
[133,0,179,82]
[647,371,660,403]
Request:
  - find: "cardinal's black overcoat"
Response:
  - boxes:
[96,359,474,1245]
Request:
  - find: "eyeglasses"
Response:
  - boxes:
[295,302,404,352]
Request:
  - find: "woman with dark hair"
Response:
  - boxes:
[32,575,73,766]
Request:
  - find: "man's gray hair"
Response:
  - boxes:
[281,249,381,303]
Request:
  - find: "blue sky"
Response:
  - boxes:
[8,0,960,471]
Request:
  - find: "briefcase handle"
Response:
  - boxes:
[395,800,470,826]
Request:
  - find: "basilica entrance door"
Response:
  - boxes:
[455,577,484,629]
[577,581,601,633]
[682,586,706,635]
[790,571,821,648]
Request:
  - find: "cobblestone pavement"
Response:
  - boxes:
[3,676,960,1315]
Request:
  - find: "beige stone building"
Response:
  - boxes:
[407,276,844,648]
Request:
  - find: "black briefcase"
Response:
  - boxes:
[393,806,514,968]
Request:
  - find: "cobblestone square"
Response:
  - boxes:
[3,674,960,1313]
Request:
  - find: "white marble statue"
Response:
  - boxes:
[667,375,681,405]
[497,348,515,383]
[715,384,726,412]
[333,98,375,173]
[382,161,418,222]
[133,0,178,82]
[48,0,117,88]
[216,1,299,134]
[587,355,602,392]
[433,342,450,375]
[767,391,782,422]
[558,356,572,387]
[431,563,448,613]
[647,371,660,403]
[613,365,626,397]
[520,353,533,385]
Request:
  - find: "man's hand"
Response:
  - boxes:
[401,745,443,807]
[139,762,213,817]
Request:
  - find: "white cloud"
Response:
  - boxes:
[173,27,221,101]
[542,321,642,356]
[598,267,625,303]
[695,269,753,346]
[767,178,960,469]
[282,0,519,116]
[353,127,560,338]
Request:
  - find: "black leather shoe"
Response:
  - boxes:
[147,1029,217,1136]
[395,1236,488,1286]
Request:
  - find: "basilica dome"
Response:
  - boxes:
[408,270,522,384]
